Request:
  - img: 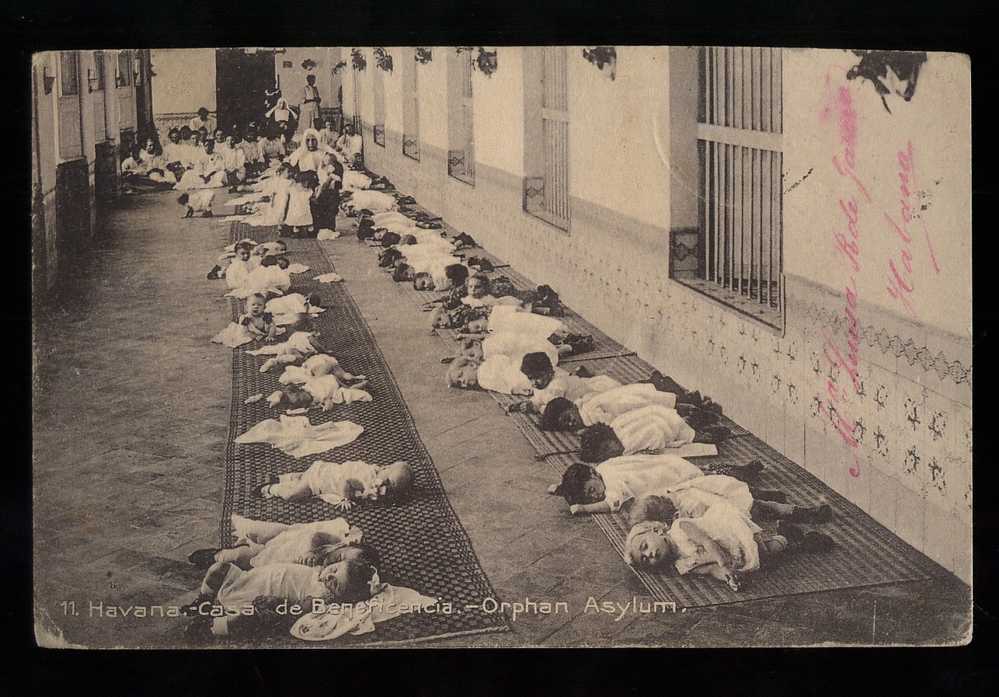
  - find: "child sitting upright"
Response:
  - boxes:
[240,292,278,342]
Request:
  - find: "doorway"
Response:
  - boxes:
[216,48,276,132]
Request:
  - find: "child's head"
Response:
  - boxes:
[461,338,484,362]
[204,139,215,154]
[413,272,434,290]
[176,193,190,206]
[579,423,625,463]
[445,356,480,389]
[551,463,606,505]
[275,256,290,270]
[626,494,678,528]
[191,131,202,145]
[378,248,402,268]
[305,292,323,309]
[324,117,335,131]
[318,542,381,570]
[624,521,674,569]
[463,317,489,334]
[246,292,268,316]
[372,461,414,501]
[168,128,180,143]
[197,106,210,119]
[445,264,469,287]
[235,244,252,261]
[225,135,236,149]
[520,352,555,390]
[540,397,585,432]
[490,276,517,299]
[392,264,413,283]
[317,560,376,603]
[179,125,192,141]
[297,170,320,190]
[467,273,490,299]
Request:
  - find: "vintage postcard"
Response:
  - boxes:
[32,46,971,648]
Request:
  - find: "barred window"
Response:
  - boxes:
[447,49,475,185]
[60,51,79,96]
[403,48,420,161]
[524,47,569,231]
[372,62,385,147]
[92,51,105,90]
[675,47,784,329]
[116,50,132,87]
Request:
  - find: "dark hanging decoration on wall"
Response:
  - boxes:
[475,48,498,77]
[415,47,433,64]
[582,46,617,80]
[332,60,348,75]
[300,58,317,71]
[454,47,498,77]
[374,47,394,72]
[351,48,367,71]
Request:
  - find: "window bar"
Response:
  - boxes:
[758,147,765,303]
[776,151,784,312]
[709,49,718,283]
[726,47,734,128]
[727,143,734,292]
[762,48,771,133]
[732,48,742,131]
[776,48,782,133]
[763,148,770,305]
[749,147,757,300]
[709,141,724,285]
[744,47,752,133]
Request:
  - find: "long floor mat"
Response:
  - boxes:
[543,429,947,607]
[220,221,510,644]
[336,188,950,610]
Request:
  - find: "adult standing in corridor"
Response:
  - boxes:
[300,74,323,133]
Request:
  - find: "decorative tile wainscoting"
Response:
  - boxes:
[353,136,972,584]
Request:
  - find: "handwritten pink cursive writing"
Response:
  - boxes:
[884,141,940,316]
[820,83,866,478]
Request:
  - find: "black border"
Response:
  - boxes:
[7,0,995,693]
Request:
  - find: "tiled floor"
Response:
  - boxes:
[32,190,971,648]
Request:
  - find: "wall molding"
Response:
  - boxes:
[786,273,972,387]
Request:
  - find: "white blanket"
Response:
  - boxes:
[290,579,438,641]
[235,415,363,458]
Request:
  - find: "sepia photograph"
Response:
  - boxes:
[31,45,972,648]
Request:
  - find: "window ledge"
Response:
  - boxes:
[524,208,570,234]
[448,172,475,186]
[673,277,785,333]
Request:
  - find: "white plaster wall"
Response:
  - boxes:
[150,49,216,114]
